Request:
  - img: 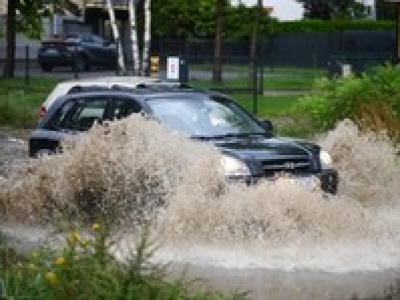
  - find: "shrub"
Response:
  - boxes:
[0,225,245,299]
[296,64,400,142]
[274,19,395,34]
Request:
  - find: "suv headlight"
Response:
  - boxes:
[221,155,251,177]
[319,150,333,170]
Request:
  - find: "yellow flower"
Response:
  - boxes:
[67,231,81,244]
[54,257,65,266]
[79,239,90,249]
[45,271,58,285]
[92,223,101,232]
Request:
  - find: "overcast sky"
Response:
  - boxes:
[231,0,304,21]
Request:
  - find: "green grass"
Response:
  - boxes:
[263,74,319,90]
[232,94,300,117]
[190,70,323,91]
[0,77,60,128]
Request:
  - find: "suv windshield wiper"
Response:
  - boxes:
[192,132,270,141]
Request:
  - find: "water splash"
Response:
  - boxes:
[1,117,399,271]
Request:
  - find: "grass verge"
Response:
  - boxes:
[0,77,60,128]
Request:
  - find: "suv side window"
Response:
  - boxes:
[111,97,142,120]
[50,97,110,131]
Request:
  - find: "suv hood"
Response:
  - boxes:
[213,136,320,161]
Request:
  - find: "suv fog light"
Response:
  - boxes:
[221,155,251,177]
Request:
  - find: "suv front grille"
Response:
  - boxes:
[262,158,312,176]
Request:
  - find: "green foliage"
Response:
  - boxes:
[152,0,210,37]
[274,19,395,33]
[152,0,277,39]
[296,64,400,135]
[0,225,245,299]
[295,0,366,20]
[15,0,53,39]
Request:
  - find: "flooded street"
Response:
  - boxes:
[0,127,29,177]
[1,119,400,299]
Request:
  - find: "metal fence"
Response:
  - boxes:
[0,30,396,89]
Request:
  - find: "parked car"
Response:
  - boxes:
[37,33,117,72]
[37,76,162,122]
[29,84,338,194]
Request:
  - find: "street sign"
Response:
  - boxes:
[167,57,180,80]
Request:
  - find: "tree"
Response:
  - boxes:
[3,0,55,77]
[128,0,151,76]
[142,0,151,75]
[2,0,81,77]
[106,0,126,74]
[213,0,227,83]
[249,0,263,103]
[152,0,207,38]
[296,0,366,20]
[128,0,140,75]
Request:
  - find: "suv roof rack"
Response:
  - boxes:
[67,85,110,94]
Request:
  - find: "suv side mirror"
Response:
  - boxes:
[260,118,274,132]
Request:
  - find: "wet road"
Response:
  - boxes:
[0,127,29,176]
[1,127,400,300]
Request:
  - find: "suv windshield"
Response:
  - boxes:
[146,95,267,138]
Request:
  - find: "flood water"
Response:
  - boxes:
[0,118,399,299]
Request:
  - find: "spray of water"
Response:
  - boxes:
[0,117,399,271]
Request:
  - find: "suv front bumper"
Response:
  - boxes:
[228,169,339,194]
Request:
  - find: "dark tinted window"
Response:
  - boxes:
[49,97,109,131]
[111,97,142,120]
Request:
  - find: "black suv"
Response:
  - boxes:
[37,33,117,72]
[29,84,338,194]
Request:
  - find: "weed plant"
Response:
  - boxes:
[0,225,245,299]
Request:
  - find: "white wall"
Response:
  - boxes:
[231,0,304,21]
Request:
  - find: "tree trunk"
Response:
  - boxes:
[3,0,16,77]
[106,0,126,74]
[213,0,224,83]
[249,0,262,87]
[128,0,139,75]
[141,0,151,76]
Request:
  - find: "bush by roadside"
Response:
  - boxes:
[296,64,400,143]
[0,225,246,300]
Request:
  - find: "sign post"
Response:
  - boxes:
[167,57,180,81]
